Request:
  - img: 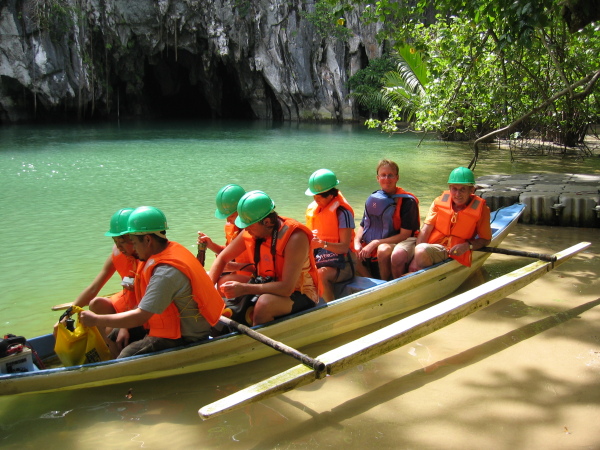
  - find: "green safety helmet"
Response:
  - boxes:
[215,184,246,219]
[105,208,135,237]
[126,206,169,235]
[447,166,475,185]
[305,168,340,195]
[235,190,276,228]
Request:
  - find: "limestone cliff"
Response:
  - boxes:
[0,0,383,123]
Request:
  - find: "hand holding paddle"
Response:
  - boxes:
[197,232,212,267]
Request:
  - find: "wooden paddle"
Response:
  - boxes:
[51,302,73,311]
[219,316,326,373]
[51,291,119,311]
[477,246,557,262]
[199,241,590,420]
[197,241,207,267]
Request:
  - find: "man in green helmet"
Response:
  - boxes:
[409,167,491,271]
[53,208,142,356]
[80,206,224,358]
[208,191,318,325]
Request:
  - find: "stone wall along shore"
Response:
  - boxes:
[476,173,600,227]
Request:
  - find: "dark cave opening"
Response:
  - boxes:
[215,62,256,120]
[140,51,255,120]
[141,55,213,119]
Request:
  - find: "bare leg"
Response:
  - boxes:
[377,244,394,280]
[409,244,434,272]
[252,294,295,325]
[318,266,339,302]
[391,247,409,278]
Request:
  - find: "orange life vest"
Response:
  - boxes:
[242,217,318,303]
[224,221,253,273]
[428,191,486,267]
[305,192,355,247]
[391,187,419,232]
[110,247,138,312]
[136,241,224,339]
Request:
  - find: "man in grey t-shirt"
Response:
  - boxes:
[80,206,224,358]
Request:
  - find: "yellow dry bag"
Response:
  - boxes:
[54,305,112,366]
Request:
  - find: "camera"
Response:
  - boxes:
[250,276,273,284]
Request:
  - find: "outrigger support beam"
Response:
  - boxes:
[219,316,327,375]
[199,241,590,420]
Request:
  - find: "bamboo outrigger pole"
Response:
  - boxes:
[477,246,557,262]
[199,241,590,420]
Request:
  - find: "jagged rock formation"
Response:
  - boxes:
[0,0,383,123]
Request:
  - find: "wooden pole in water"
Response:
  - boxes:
[199,241,590,420]
[219,316,327,373]
[477,246,557,262]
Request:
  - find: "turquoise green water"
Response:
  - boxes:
[1,120,599,448]
[1,120,599,336]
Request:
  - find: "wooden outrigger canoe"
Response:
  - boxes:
[199,240,591,419]
[2,203,528,396]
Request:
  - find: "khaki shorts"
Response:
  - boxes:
[395,237,417,261]
[420,243,449,265]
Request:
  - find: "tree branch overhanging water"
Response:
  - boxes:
[469,68,600,170]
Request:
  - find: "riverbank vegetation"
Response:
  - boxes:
[322,0,600,166]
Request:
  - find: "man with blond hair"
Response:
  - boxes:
[354,159,420,280]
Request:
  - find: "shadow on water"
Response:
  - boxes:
[249,297,600,449]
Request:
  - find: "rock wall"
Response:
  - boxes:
[0,0,383,123]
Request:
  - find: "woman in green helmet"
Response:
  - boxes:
[305,169,357,302]
[197,184,254,283]
[208,191,318,326]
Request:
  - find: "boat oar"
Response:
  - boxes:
[219,316,326,374]
[199,241,590,420]
[51,302,73,311]
[197,241,207,267]
[51,291,118,311]
[477,246,557,262]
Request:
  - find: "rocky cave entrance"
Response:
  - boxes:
[140,50,256,121]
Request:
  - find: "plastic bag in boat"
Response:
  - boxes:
[54,306,112,366]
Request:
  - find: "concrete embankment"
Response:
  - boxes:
[475,173,600,227]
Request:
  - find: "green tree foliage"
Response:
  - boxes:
[301,1,353,41]
[347,56,397,115]
[362,45,429,131]
[323,0,600,149]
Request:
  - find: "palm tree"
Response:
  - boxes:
[379,45,429,122]
[355,45,429,132]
